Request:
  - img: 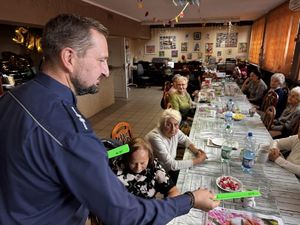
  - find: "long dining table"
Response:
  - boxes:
[167,82,300,225]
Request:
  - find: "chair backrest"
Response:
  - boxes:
[137,63,144,76]
[291,119,300,135]
[261,90,279,112]
[263,106,276,130]
[111,122,133,144]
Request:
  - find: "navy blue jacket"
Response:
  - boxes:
[0,73,191,225]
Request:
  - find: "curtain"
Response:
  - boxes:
[249,16,265,65]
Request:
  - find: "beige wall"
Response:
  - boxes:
[133,26,251,63]
[77,77,114,118]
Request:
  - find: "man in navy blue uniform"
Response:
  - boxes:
[0,14,219,225]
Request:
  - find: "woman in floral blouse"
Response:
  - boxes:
[111,137,179,199]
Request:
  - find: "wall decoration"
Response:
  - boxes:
[205,43,213,55]
[193,32,201,40]
[205,33,210,40]
[159,51,165,57]
[238,42,248,53]
[171,50,178,57]
[216,32,238,47]
[187,53,192,60]
[217,51,222,57]
[197,52,203,59]
[160,35,176,49]
[193,42,200,52]
[185,33,189,39]
[226,49,232,55]
[145,45,155,54]
[181,42,188,52]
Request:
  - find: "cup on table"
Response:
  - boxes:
[249,107,256,117]
[257,144,270,163]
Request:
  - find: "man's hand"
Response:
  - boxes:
[192,189,220,211]
[268,148,281,161]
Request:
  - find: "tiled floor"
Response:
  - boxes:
[88,86,164,139]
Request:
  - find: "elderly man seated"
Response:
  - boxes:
[268,125,300,177]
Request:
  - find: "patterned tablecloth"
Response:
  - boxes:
[168,83,300,225]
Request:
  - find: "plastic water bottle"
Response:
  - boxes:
[226,99,235,112]
[223,125,233,139]
[224,111,233,127]
[241,132,256,173]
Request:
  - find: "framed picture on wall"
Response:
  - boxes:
[181,42,188,52]
[193,32,201,40]
[187,53,192,60]
[205,43,213,55]
[159,51,165,57]
[238,42,247,53]
[171,50,178,58]
[145,45,155,54]
[193,43,200,52]
[217,51,222,57]
[197,52,203,59]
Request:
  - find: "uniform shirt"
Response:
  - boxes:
[270,135,300,176]
[0,73,192,225]
[111,158,175,199]
[146,128,193,171]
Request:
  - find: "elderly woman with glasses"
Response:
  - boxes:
[268,73,287,118]
[145,108,207,182]
[270,86,300,138]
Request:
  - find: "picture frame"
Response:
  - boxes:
[145,45,155,54]
[193,42,200,52]
[217,51,222,57]
[238,42,248,53]
[159,51,165,57]
[171,50,178,58]
[205,43,213,55]
[187,52,192,60]
[193,32,201,40]
[181,42,188,52]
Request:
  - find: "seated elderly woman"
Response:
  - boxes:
[145,108,207,182]
[266,73,287,118]
[241,69,267,106]
[268,125,300,177]
[169,75,196,120]
[110,137,180,199]
[270,86,300,138]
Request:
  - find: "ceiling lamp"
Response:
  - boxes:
[172,0,200,7]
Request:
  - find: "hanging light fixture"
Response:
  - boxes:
[172,0,200,7]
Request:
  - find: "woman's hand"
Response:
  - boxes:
[268,148,281,161]
[193,150,207,165]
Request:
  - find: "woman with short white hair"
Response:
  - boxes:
[169,75,195,120]
[268,73,287,118]
[145,108,207,182]
[270,86,300,138]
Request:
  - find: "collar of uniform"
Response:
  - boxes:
[34,72,77,105]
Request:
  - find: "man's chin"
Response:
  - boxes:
[76,85,99,96]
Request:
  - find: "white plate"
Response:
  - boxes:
[211,137,225,146]
[216,176,243,192]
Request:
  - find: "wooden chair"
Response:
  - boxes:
[111,122,133,144]
[263,106,276,130]
[261,90,279,112]
[291,119,300,135]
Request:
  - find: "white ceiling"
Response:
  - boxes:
[82,0,287,25]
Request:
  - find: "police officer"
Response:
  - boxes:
[0,14,219,225]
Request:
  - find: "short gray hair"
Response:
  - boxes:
[158,108,182,130]
[42,14,108,64]
[271,73,285,86]
[291,86,300,101]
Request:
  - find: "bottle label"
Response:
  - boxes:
[242,157,254,169]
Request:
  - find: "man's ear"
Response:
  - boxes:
[60,47,76,73]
